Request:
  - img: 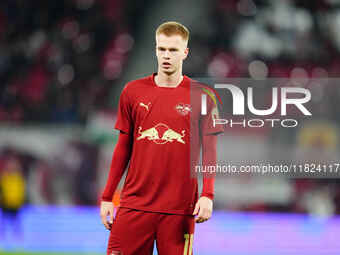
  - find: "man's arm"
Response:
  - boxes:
[100,131,133,230]
[193,134,217,223]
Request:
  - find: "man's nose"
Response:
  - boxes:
[164,50,170,58]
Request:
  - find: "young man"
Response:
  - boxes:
[100,21,223,255]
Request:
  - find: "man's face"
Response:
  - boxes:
[156,33,188,76]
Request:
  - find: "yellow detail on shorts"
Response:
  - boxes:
[183,233,193,255]
[189,234,193,255]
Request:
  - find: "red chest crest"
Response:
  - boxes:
[175,103,191,116]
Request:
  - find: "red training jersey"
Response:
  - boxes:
[114,73,223,215]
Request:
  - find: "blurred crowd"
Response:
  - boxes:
[1,0,340,217]
[2,0,340,124]
[0,143,100,207]
[0,0,134,123]
[187,0,340,79]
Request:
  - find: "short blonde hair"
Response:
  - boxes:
[156,21,189,42]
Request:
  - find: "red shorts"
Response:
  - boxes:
[107,207,195,255]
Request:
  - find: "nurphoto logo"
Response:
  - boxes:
[201,84,312,128]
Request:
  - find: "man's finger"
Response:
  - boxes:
[193,202,200,215]
[100,211,106,225]
[101,214,109,229]
[202,214,209,222]
[109,209,114,225]
[201,208,210,220]
[101,210,112,230]
[195,209,211,223]
[196,209,204,222]
[195,207,203,222]
[195,216,205,223]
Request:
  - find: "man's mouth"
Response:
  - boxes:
[162,62,171,68]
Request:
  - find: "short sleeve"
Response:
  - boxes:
[114,87,133,134]
[200,90,224,135]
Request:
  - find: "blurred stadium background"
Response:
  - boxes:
[1,0,340,254]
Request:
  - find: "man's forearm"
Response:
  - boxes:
[101,131,133,202]
[200,134,217,200]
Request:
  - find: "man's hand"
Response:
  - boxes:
[100,201,114,230]
[192,196,213,223]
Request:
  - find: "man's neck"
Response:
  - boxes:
[155,71,183,87]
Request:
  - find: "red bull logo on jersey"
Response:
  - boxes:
[136,123,185,144]
[175,103,191,116]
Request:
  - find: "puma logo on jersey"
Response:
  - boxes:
[139,102,151,111]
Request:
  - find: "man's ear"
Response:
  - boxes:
[183,47,189,60]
